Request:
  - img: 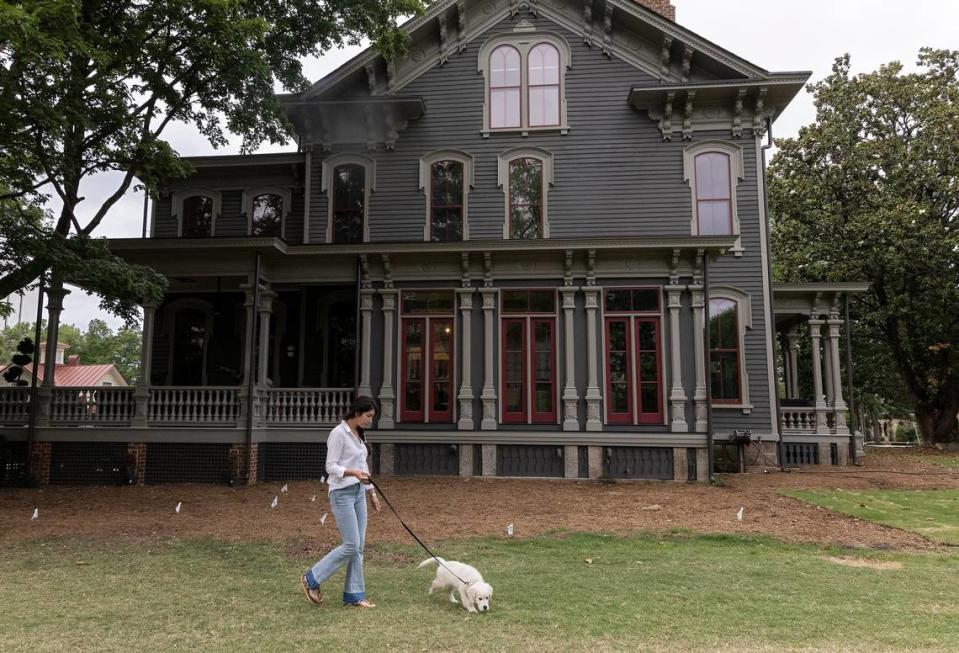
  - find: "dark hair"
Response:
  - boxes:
[343,395,376,452]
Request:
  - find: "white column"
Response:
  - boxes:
[456,289,475,430]
[256,290,277,386]
[827,318,850,435]
[689,283,707,432]
[560,287,580,431]
[786,328,800,399]
[357,289,375,398]
[378,290,398,428]
[665,284,688,432]
[133,302,156,426]
[583,288,602,431]
[823,336,835,404]
[480,288,497,430]
[808,319,828,433]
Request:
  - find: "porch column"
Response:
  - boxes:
[665,284,688,432]
[240,285,257,387]
[456,289,475,430]
[357,289,375,398]
[786,327,800,399]
[480,288,497,430]
[583,288,602,431]
[823,336,835,404]
[37,283,70,427]
[807,319,828,432]
[827,318,850,435]
[560,287,579,431]
[133,302,156,427]
[256,290,276,386]
[378,290,398,428]
[689,283,707,432]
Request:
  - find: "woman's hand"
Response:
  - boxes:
[370,492,382,513]
[347,469,371,483]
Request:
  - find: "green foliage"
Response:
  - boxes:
[0,0,425,319]
[769,49,959,443]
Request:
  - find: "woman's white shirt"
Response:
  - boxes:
[325,421,373,493]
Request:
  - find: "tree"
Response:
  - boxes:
[0,0,424,321]
[69,319,142,384]
[769,49,959,443]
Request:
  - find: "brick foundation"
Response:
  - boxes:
[28,441,52,486]
[228,443,259,485]
[127,442,147,485]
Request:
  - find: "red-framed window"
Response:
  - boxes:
[501,290,556,424]
[430,160,464,241]
[509,157,543,239]
[709,297,741,403]
[694,152,733,235]
[332,163,365,244]
[490,45,521,129]
[603,288,664,424]
[401,291,455,423]
[527,43,560,127]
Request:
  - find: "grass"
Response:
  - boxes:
[917,454,959,471]
[783,489,959,545]
[2,532,959,652]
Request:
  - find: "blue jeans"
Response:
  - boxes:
[304,484,368,603]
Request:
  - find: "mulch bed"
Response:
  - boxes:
[2,447,957,553]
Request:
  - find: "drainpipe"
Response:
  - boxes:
[760,117,786,471]
[25,274,46,485]
[141,189,149,239]
[245,252,262,484]
[844,295,857,457]
[703,256,714,483]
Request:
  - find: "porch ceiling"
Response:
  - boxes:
[773,281,870,324]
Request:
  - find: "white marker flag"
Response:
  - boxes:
[31,508,39,521]
[281,484,288,494]
[320,512,328,526]
[271,496,279,509]
[506,523,514,537]
[736,507,744,521]
[175,501,182,514]
[310,494,316,503]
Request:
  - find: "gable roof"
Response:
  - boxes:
[1,363,123,387]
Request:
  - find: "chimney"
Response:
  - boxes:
[633,0,676,20]
[67,354,80,366]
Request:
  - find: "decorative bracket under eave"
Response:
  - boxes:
[456,1,468,53]
[438,13,450,65]
[602,4,614,57]
[582,0,593,47]
[682,91,696,141]
[659,35,673,81]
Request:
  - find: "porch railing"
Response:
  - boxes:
[780,407,818,434]
[0,387,32,424]
[148,387,241,425]
[263,388,352,426]
[51,387,136,424]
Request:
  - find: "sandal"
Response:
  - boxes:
[301,575,322,606]
[345,599,376,608]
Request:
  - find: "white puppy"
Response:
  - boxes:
[417,557,493,613]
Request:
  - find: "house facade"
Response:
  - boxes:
[0,0,866,486]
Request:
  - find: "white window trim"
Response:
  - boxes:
[172,188,221,237]
[497,146,554,240]
[320,153,376,244]
[242,186,292,239]
[683,140,745,256]
[418,150,475,241]
[708,285,753,413]
[478,31,572,137]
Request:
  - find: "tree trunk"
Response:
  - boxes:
[915,401,959,444]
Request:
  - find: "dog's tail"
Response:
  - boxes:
[417,556,445,569]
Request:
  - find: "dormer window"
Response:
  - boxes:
[479,33,571,136]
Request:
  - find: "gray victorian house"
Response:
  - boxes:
[1,0,867,486]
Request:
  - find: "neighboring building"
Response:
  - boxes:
[1,343,129,388]
[0,0,867,486]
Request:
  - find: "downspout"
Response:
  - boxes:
[245,252,262,484]
[141,189,149,239]
[703,256,714,483]
[760,117,786,471]
[25,275,46,485]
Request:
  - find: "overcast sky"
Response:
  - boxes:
[7,0,958,333]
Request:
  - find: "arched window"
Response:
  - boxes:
[489,45,521,129]
[429,160,465,241]
[509,158,543,239]
[182,195,214,238]
[528,43,560,127]
[332,164,365,244]
[250,193,283,237]
[694,152,732,235]
[709,298,741,403]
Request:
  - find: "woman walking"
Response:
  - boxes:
[301,396,382,608]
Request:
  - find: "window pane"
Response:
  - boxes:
[182,195,213,237]
[610,383,629,413]
[632,289,660,312]
[431,160,463,206]
[695,152,731,200]
[334,211,363,243]
[251,193,282,237]
[605,289,631,312]
[528,43,559,85]
[406,383,422,412]
[639,352,658,381]
[609,321,627,351]
[405,321,423,411]
[639,321,657,351]
[609,351,627,383]
[510,206,542,239]
[698,200,732,235]
[491,89,521,128]
[403,291,454,315]
[334,165,365,209]
[640,383,659,414]
[710,353,740,401]
[490,46,520,87]
[709,299,738,349]
[528,291,555,313]
[502,291,528,314]
[535,384,552,413]
[510,158,543,204]
[529,86,559,127]
[431,207,463,242]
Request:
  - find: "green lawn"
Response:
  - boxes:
[2,533,958,652]
[918,454,959,471]
[783,489,959,545]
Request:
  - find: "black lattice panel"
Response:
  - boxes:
[395,444,459,476]
[785,443,820,466]
[497,445,564,478]
[712,443,740,474]
[50,442,128,486]
[258,442,328,481]
[603,446,673,480]
[145,443,231,484]
[578,446,589,478]
[1,440,28,487]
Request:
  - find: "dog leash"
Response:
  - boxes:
[368,478,471,586]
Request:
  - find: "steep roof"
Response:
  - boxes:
[1,363,122,387]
